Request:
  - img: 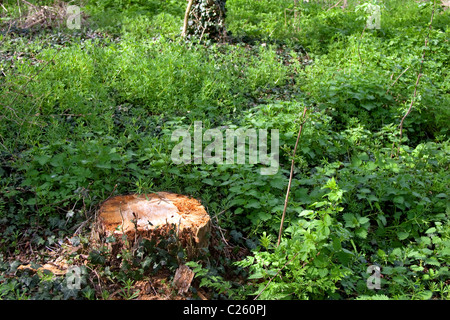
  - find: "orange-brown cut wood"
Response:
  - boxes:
[96,192,211,250]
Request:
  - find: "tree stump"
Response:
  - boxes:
[95,192,211,255]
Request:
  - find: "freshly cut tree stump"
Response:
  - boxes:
[95,192,211,252]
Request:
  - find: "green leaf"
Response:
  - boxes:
[299,210,314,217]
[248,272,264,280]
[377,249,386,259]
[34,155,51,166]
[202,178,215,185]
[393,196,404,204]
[332,236,342,251]
[229,185,242,193]
[397,231,409,240]
[318,268,329,278]
[361,102,376,111]
[358,216,370,225]
[245,199,261,209]
[416,290,432,300]
[323,177,337,190]
[377,216,387,227]
[317,224,330,238]
[425,227,436,234]
[95,163,112,169]
[355,227,368,239]
[270,178,286,190]
[343,213,357,228]
[366,161,377,171]
[323,214,332,227]
[229,198,245,206]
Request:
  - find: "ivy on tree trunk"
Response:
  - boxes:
[183,0,227,41]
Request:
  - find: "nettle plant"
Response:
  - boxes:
[237,178,352,299]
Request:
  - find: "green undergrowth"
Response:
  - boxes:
[0,0,449,300]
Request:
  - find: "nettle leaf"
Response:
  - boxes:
[361,102,376,111]
[343,213,358,228]
[355,227,368,239]
[230,230,243,242]
[269,177,286,190]
[425,227,436,234]
[34,155,51,166]
[202,178,215,185]
[358,216,370,225]
[323,214,332,226]
[377,214,387,226]
[420,236,431,246]
[229,198,245,206]
[299,210,314,217]
[393,196,405,205]
[397,231,409,240]
[256,211,272,221]
[317,223,330,238]
[248,271,264,280]
[416,290,433,300]
[245,199,261,209]
[229,185,242,193]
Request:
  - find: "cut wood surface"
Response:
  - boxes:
[96,192,211,249]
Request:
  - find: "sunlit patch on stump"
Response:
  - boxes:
[94,192,210,256]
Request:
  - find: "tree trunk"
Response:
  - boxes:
[182,0,227,41]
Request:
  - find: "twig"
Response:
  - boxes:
[17,0,22,22]
[277,105,308,247]
[24,17,46,29]
[327,0,343,12]
[393,73,422,157]
[357,24,367,70]
[214,214,229,246]
[198,16,210,42]
[392,0,436,157]
[21,0,37,9]
[386,66,410,94]
[182,0,194,37]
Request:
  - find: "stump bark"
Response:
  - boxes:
[95,192,211,254]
